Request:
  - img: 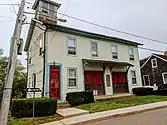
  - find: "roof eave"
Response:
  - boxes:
[24,20,35,52]
[32,0,61,10]
[47,25,143,46]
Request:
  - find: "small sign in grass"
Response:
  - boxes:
[76,95,167,113]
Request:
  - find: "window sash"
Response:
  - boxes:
[68,68,77,87]
[49,4,54,16]
[112,52,118,59]
[131,71,137,85]
[91,42,98,57]
[151,58,157,68]
[42,2,49,13]
[68,78,76,87]
[112,45,118,59]
[67,38,76,55]
[129,48,134,60]
[112,46,117,53]
[92,43,97,50]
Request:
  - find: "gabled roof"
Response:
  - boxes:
[140,53,167,69]
[47,25,143,46]
[24,20,36,52]
[24,22,143,52]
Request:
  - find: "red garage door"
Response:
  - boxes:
[112,72,129,93]
[84,71,105,95]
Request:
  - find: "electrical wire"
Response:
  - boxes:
[139,47,165,53]
[0,4,19,6]
[23,10,166,54]
[24,6,167,45]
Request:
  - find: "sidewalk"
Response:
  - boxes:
[41,101,167,125]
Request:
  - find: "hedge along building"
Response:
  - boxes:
[24,0,143,101]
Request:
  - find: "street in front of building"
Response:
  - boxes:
[88,108,167,125]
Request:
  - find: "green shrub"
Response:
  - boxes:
[66,91,94,106]
[154,90,167,96]
[11,98,57,118]
[132,87,153,96]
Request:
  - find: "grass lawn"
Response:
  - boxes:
[76,95,167,113]
[8,114,63,125]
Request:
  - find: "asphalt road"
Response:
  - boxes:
[88,108,167,125]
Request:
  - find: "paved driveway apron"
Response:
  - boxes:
[88,108,167,125]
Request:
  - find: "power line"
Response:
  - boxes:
[24,7,167,45]
[139,47,165,53]
[0,4,18,5]
[23,10,166,54]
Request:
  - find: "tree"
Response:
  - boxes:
[0,48,27,101]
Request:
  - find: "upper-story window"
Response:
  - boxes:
[39,37,43,56]
[91,42,98,57]
[129,48,134,60]
[131,71,137,85]
[151,58,157,68]
[67,37,76,56]
[111,45,118,59]
[42,2,55,16]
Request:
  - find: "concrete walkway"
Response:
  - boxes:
[57,108,89,118]
[41,101,167,125]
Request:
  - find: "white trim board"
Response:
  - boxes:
[140,54,167,69]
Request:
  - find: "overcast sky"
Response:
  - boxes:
[0,0,167,65]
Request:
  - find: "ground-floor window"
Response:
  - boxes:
[68,68,77,88]
[162,72,167,84]
[143,75,150,86]
[131,71,137,85]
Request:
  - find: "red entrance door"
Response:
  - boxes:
[50,66,60,100]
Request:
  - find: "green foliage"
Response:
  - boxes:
[8,114,63,125]
[66,91,94,106]
[0,48,27,101]
[76,95,167,113]
[132,87,153,96]
[11,98,57,118]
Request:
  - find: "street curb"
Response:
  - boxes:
[40,102,167,125]
[74,105,167,125]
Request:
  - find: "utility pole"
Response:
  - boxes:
[0,0,25,124]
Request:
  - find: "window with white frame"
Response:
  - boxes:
[129,48,134,60]
[131,71,137,85]
[39,37,43,56]
[91,42,98,57]
[112,45,118,59]
[162,73,167,84]
[42,2,55,17]
[151,58,157,68]
[68,68,77,87]
[67,37,76,55]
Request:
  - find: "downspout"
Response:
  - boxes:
[42,27,48,97]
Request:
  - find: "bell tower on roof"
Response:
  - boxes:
[32,0,61,25]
